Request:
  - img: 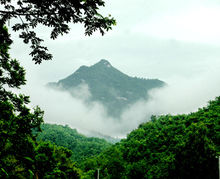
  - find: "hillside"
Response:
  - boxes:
[80,96,220,178]
[36,124,112,161]
[47,59,165,117]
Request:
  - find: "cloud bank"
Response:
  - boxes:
[21,65,220,138]
[8,0,220,138]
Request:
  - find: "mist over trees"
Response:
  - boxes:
[80,97,220,179]
[0,1,219,179]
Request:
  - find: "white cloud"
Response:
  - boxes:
[132,6,220,44]
[8,0,220,138]
[19,62,219,138]
[68,83,91,100]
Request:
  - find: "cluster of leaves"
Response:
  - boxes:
[0,24,81,178]
[28,142,81,179]
[80,96,220,179]
[36,123,112,161]
[0,0,116,64]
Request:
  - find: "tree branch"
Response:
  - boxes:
[0,10,59,16]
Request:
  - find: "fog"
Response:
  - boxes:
[19,63,220,138]
[8,0,220,138]
[11,34,220,138]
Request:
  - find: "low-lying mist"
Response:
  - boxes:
[21,67,220,138]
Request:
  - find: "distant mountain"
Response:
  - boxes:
[47,59,165,117]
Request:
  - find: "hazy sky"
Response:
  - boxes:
[9,0,220,137]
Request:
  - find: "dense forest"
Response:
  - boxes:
[36,124,112,161]
[32,96,220,179]
[1,94,219,178]
[79,96,220,179]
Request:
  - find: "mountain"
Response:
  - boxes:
[36,124,112,161]
[47,59,165,117]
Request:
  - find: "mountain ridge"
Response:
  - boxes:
[47,59,165,117]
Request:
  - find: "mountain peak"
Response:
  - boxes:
[96,59,112,68]
[48,59,165,117]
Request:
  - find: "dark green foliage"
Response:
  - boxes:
[1,1,116,178]
[0,22,43,178]
[80,97,220,179]
[33,142,81,179]
[80,145,125,179]
[0,24,81,178]
[36,123,112,161]
[0,0,116,64]
[48,59,165,117]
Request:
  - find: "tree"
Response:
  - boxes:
[0,22,44,178]
[34,142,81,179]
[0,0,116,63]
[35,123,112,162]
[1,1,115,177]
[0,23,83,178]
[80,97,220,179]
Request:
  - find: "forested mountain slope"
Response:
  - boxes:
[80,96,220,179]
[36,124,112,161]
[47,59,165,117]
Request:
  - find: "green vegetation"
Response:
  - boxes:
[80,96,220,179]
[0,22,81,179]
[1,1,115,178]
[36,124,112,161]
[48,59,165,117]
[0,1,116,64]
[1,2,219,178]
[1,22,219,177]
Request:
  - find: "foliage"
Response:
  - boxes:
[80,97,220,179]
[33,142,81,179]
[0,0,116,64]
[36,123,112,161]
[0,24,81,178]
[1,2,219,178]
[1,0,115,178]
[0,21,41,178]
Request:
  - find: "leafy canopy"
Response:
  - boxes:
[36,124,112,161]
[0,21,82,179]
[0,0,116,63]
[0,0,115,178]
[80,97,220,179]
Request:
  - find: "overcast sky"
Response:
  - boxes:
[9,0,220,136]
